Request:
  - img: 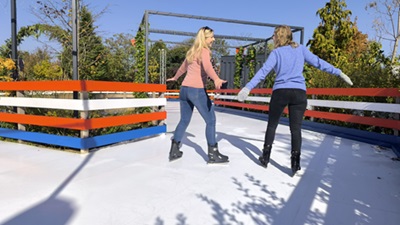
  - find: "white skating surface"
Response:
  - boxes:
[0,101,399,225]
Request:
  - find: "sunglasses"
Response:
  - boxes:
[201,26,213,32]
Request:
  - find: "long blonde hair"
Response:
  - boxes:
[186,26,214,63]
[273,25,298,48]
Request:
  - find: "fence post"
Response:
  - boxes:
[151,91,159,126]
[159,91,166,126]
[309,94,315,122]
[16,91,25,143]
[80,91,89,154]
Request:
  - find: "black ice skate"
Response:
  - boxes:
[207,143,229,164]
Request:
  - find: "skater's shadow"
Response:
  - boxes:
[216,132,262,164]
[165,131,208,162]
[270,159,293,176]
[216,132,292,176]
[182,132,208,162]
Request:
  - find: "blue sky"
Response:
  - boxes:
[0,0,386,55]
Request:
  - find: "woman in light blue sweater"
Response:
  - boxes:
[238,25,353,176]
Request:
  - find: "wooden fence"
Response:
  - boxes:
[0,81,166,153]
[165,87,400,156]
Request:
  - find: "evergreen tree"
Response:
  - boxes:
[76,6,109,80]
[307,0,354,65]
[133,25,146,83]
[57,5,109,80]
[306,0,365,87]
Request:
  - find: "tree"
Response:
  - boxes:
[133,24,146,83]
[74,6,109,80]
[352,41,393,88]
[0,57,15,82]
[18,47,62,81]
[148,57,160,84]
[307,0,354,63]
[165,44,189,89]
[148,40,167,84]
[33,60,63,80]
[104,33,135,82]
[367,0,400,63]
[148,40,167,60]
[306,0,396,89]
[26,0,109,80]
[306,0,359,87]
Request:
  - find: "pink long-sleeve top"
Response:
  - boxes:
[173,48,219,88]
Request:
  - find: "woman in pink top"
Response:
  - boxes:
[166,26,229,164]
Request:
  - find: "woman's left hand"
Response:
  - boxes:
[166,77,176,82]
[214,78,227,89]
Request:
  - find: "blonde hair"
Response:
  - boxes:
[186,26,214,63]
[273,25,298,48]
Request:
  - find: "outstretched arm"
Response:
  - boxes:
[202,49,226,89]
[238,51,276,102]
[166,59,188,82]
[302,46,353,86]
[245,51,276,90]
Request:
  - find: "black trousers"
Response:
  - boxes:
[264,88,307,153]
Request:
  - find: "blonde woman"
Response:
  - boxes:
[238,25,353,175]
[167,26,228,163]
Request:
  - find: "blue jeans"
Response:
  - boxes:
[264,88,307,153]
[173,86,216,146]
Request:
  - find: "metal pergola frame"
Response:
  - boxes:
[140,10,305,83]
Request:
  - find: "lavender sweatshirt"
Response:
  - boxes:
[245,44,342,91]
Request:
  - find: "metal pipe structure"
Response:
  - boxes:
[150,40,241,49]
[144,11,149,83]
[141,10,305,83]
[146,10,304,31]
[149,29,267,42]
[72,0,79,118]
[72,0,79,81]
[10,0,18,80]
